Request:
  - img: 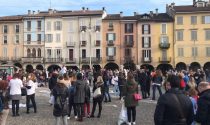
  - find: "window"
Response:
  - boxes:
[37,34,41,42]
[47,49,52,58]
[46,34,53,42]
[54,21,62,30]
[37,21,41,30]
[107,47,116,56]
[142,24,150,34]
[161,24,167,34]
[108,22,113,28]
[191,16,197,25]
[96,49,100,58]
[3,25,8,34]
[142,50,151,61]
[32,48,36,57]
[125,35,133,42]
[47,21,51,31]
[69,21,73,32]
[160,36,169,43]
[3,47,7,57]
[192,47,198,57]
[142,37,151,48]
[191,30,197,41]
[55,49,61,58]
[202,16,210,24]
[82,49,86,58]
[15,25,20,33]
[56,34,61,42]
[15,35,19,44]
[27,34,31,41]
[27,49,31,57]
[3,36,7,44]
[176,30,183,41]
[205,30,210,40]
[125,23,133,33]
[27,21,31,31]
[125,49,131,57]
[96,32,100,40]
[178,48,184,57]
[106,33,116,41]
[13,47,19,58]
[206,47,210,57]
[38,48,41,57]
[177,16,183,25]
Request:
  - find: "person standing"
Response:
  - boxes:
[0,80,10,125]
[25,73,37,114]
[154,75,194,125]
[74,73,86,121]
[9,73,23,116]
[152,70,163,100]
[68,74,77,119]
[137,69,147,99]
[124,72,139,125]
[196,82,210,125]
[118,72,126,100]
[53,76,69,125]
[112,73,119,97]
[103,72,111,102]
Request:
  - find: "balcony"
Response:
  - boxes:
[107,40,114,46]
[45,58,63,63]
[124,41,134,47]
[95,26,100,32]
[91,57,102,63]
[107,56,115,61]
[81,41,87,47]
[159,42,170,49]
[27,41,31,44]
[0,57,9,61]
[66,42,75,47]
[11,57,21,61]
[65,58,76,63]
[80,57,90,63]
[37,41,41,44]
[159,57,171,63]
[21,57,43,63]
[141,57,152,63]
[108,26,113,31]
[123,56,135,63]
[80,26,87,32]
[95,40,100,46]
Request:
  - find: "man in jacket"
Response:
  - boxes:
[74,73,86,121]
[154,75,194,125]
[196,82,210,125]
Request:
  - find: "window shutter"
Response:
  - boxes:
[142,25,144,34]
[149,37,151,47]
[202,16,205,24]
[113,33,116,41]
[142,37,144,48]
[149,50,151,59]
[142,50,144,60]
[148,25,151,34]
[114,47,116,56]
[106,33,108,41]
[106,47,108,56]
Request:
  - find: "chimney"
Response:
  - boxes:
[193,0,196,5]
[28,10,31,15]
[48,8,53,14]
[102,7,105,11]
[82,7,85,12]
[53,9,57,13]
[37,10,40,14]
[120,11,123,17]
[33,11,35,15]
[150,11,153,17]
[134,12,137,16]
[86,8,89,10]
[171,2,175,8]
[155,8,158,15]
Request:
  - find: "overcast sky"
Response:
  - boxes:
[0,0,196,16]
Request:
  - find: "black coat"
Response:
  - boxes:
[196,89,210,125]
[154,88,194,125]
[73,80,86,104]
[52,83,69,117]
[49,75,57,90]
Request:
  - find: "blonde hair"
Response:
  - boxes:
[27,73,36,82]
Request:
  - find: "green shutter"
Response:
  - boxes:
[114,47,116,56]
[106,47,108,56]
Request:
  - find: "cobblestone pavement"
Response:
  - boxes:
[6,87,157,125]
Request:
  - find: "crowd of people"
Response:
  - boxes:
[0,65,209,125]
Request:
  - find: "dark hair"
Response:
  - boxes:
[77,73,82,80]
[0,80,8,90]
[167,75,181,88]
[13,73,20,79]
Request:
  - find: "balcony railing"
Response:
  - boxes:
[27,41,31,44]
[107,40,114,46]
[21,57,43,63]
[124,41,134,47]
[108,26,113,31]
[123,56,135,63]
[95,26,101,32]
[107,56,115,61]
[11,57,21,61]
[66,42,75,47]
[65,58,76,63]
[141,57,152,63]
[159,42,170,49]
[0,57,9,61]
[80,26,87,32]
[81,41,87,47]
[80,57,90,63]
[37,41,41,44]
[45,58,63,63]
[91,57,102,63]
[159,57,171,63]
[95,40,101,46]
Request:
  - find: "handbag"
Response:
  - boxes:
[93,87,101,98]
[21,87,27,96]
[133,93,142,101]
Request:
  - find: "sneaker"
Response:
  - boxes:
[75,116,78,119]
[132,122,136,125]
[67,117,70,120]
[127,122,131,125]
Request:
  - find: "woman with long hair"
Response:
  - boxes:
[63,73,71,88]
[124,72,139,125]
[0,80,10,125]
[9,73,23,116]
[25,73,37,114]
[152,70,163,100]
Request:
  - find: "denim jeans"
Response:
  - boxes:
[114,85,120,96]
[55,116,68,125]
[152,84,162,100]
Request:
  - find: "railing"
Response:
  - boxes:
[91,57,102,63]
[11,57,21,61]
[108,26,113,31]
[141,57,152,63]
[81,41,87,46]
[159,57,171,63]
[123,56,135,63]
[80,57,90,63]
[159,42,170,49]
[45,58,63,63]
[65,58,76,63]
[66,42,75,47]
[37,41,41,44]
[0,57,9,61]
[124,41,134,47]
[21,57,43,63]
[107,40,114,46]
[95,40,100,46]
[107,56,115,61]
